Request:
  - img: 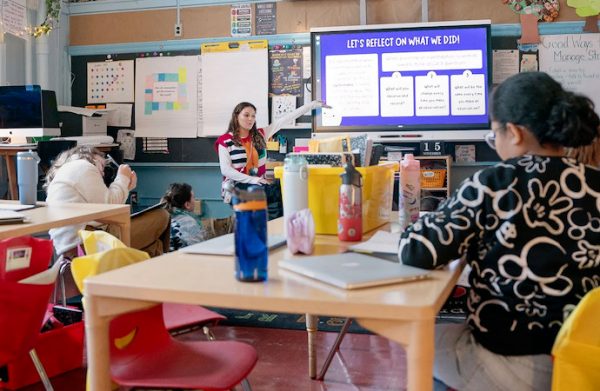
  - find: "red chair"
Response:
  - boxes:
[0,237,54,282]
[109,304,257,390]
[1,262,61,391]
[75,230,225,337]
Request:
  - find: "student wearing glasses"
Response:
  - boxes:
[399,72,600,390]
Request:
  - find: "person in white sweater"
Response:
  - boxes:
[44,145,137,257]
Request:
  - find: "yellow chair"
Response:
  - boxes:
[552,287,600,390]
[74,230,225,334]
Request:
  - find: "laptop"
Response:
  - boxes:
[279,252,430,290]
[180,233,287,256]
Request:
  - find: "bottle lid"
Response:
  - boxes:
[232,185,267,211]
[232,184,266,203]
[284,154,308,172]
[340,161,362,187]
[17,150,40,162]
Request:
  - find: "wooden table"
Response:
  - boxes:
[84,217,463,391]
[0,202,131,245]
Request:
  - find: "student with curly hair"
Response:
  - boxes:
[45,146,171,259]
[44,145,137,258]
[399,72,600,390]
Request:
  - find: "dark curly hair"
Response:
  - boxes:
[162,182,193,211]
[226,102,266,150]
[490,72,599,148]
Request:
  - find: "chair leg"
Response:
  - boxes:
[240,378,252,391]
[29,349,54,391]
[54,256,70,306]
[316,318,352,380]
[202,325,216,341]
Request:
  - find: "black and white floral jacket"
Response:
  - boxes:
[399,155,600,355]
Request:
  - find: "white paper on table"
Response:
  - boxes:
[348,231,401,255]
[105,103,132,127]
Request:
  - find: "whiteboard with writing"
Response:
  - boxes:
[539,34,600,110]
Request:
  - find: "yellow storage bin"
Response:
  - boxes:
[275,162,398,235]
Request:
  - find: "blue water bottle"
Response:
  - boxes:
[17,150,40,205]
[233,185,268,282]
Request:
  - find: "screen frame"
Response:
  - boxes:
[310,20,492,140]
[0,86,61,139]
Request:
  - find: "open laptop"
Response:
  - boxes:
[180,233,287,256]
[279,252,430,290]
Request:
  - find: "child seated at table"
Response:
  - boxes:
[398,72,600,390]
[45,146,170,259]
[161,183,211,251]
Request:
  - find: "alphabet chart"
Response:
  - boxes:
[87,60,135,104]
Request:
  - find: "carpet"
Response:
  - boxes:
[207,287,468,333]
[208,307,372,334]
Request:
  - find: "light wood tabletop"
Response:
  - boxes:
[84,216,463,391]
[0,202,131,245]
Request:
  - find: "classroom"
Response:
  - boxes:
[1,0,599,390]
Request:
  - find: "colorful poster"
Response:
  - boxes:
[231,3,252,37]
[135,55,201,138]
[255,2,276,35]
[269,47,303,96]
[87,60,134,103]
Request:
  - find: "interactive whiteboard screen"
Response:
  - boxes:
[311,21,492,136]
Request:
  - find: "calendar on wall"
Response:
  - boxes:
[87,60,135,104]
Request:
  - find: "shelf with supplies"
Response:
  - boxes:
[415,155,452,210]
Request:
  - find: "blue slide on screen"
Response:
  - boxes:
[311,22,492,134]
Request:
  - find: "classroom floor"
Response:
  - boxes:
[19,325,408,391]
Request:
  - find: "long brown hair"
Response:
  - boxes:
[226,102,266,150]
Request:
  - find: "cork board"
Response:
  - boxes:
[70,0,587,47]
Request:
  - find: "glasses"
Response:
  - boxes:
[484,131,496,150]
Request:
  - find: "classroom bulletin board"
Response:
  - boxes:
[68,0,596,163]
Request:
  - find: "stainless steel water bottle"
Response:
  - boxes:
[282,154,308,235]
[17,150,40,205]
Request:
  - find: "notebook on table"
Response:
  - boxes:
[0,210,26,224]
[279,252,430,290]
[180,233,287,256]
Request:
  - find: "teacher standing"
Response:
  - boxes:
[215,100,324,203]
